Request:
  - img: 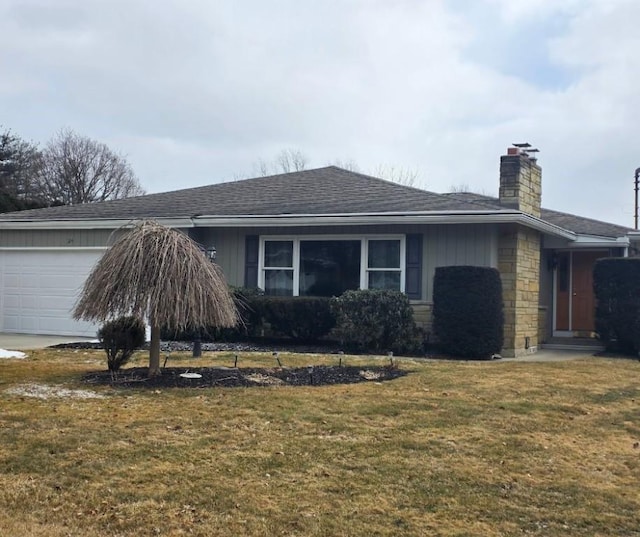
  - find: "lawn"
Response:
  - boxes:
[1,349,639,536]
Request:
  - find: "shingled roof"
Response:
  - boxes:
[0,166,631,239]
[441,192,632,239]
[0,167,510,221]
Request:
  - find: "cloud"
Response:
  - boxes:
[0,0,638,226]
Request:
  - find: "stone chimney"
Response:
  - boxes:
[499,145,541,218]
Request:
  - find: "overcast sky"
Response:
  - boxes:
[1,0,639,226]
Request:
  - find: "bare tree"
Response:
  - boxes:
[250,150,425,188]
[449,183,472,193]
[38,129,145,205]
[253,148,309,176]
[74,221,238,377]
[373,164,420,187]
[329,158,361,173]
[276,148,308,173]
[448,183,490,195]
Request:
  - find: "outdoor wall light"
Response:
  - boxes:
[205,246,217,262]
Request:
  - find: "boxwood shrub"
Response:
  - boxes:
[432,266,503,359]
[594,257,640,354]
[98,316,146,371]
[330,289,421,354]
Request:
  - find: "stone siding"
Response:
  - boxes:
[538,306,548,345]
[411,302,433,333]
[499,155,542,218]
[498,225,541,357]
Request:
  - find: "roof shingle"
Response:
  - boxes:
[0,166,630,239]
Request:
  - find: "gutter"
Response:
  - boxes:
[0,210,577,239]
[0,218,196,230]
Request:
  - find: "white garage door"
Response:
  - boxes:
[0,249,104,336]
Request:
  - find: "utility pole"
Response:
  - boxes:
[636,168,640,230]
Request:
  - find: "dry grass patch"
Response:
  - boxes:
[1,350,639,536]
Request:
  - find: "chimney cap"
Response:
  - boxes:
[513,142,531,148]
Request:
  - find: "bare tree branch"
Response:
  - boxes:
[373,164,420,187]
[38,129,145,205]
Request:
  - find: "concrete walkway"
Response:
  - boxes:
[500,349,599,362]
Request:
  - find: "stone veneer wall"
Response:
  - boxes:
[498,225,541,357]
[499,154,542,218]
[411,303,433,333]
[538,306,548,345]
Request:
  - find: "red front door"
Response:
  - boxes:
[555,250,608,333]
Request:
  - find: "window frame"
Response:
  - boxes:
[258,235,406,296]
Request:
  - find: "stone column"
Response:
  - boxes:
[498,225,541,357]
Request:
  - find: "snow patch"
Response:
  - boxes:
[5,383,106,399]
[0,348,26,359]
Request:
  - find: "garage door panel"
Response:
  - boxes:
[3,294,20,308]
[1,250,103,336]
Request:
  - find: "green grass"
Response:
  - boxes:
[1,349,639,536]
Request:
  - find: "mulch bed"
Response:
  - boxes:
[83,365,409,389]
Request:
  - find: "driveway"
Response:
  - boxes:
[0,334,96,351]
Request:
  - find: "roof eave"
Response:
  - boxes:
[0,218,196,230]
[0,210,577,239]
[194,211,577,239]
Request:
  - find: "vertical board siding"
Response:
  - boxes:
[0,229,117,247]
[2,224,499,300]
[424,224,498,301]
[193,228,246,287]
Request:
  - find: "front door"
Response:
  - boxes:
[554,250,608,334]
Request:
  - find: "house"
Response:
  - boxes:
[0,146,636,356]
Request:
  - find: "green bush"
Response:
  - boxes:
[255,296,335,342]
[331,289,421,354]
[98,316,146,371]
[161,287,264,342]
[432,266,503,359]
[594,258,640,354]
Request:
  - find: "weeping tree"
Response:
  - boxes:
[74,221,238,376]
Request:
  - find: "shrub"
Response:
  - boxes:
[255,296,335,342]
[594,258,640,354]
[98,316,146,371]
[161,287,264,342]
[432,266,503,359]
[331,289,421,354]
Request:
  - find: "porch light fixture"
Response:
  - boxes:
[205,246,217,262]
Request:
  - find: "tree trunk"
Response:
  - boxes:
[148,323,161,377]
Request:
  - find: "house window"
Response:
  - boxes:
[263,240,294,296]
[300,240,361,297]
[259,236,405,296]
[366,239,401,291]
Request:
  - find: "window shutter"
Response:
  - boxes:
[405,234,423,300]
[244,235,259,288]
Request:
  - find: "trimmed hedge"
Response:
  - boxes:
[254,296,335,342]
[330,289,421,354]
[594,257,640,354]
[161,287,264,342]
[98,316,146,371]
[433,266,503,359]
[162,289,335,344]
